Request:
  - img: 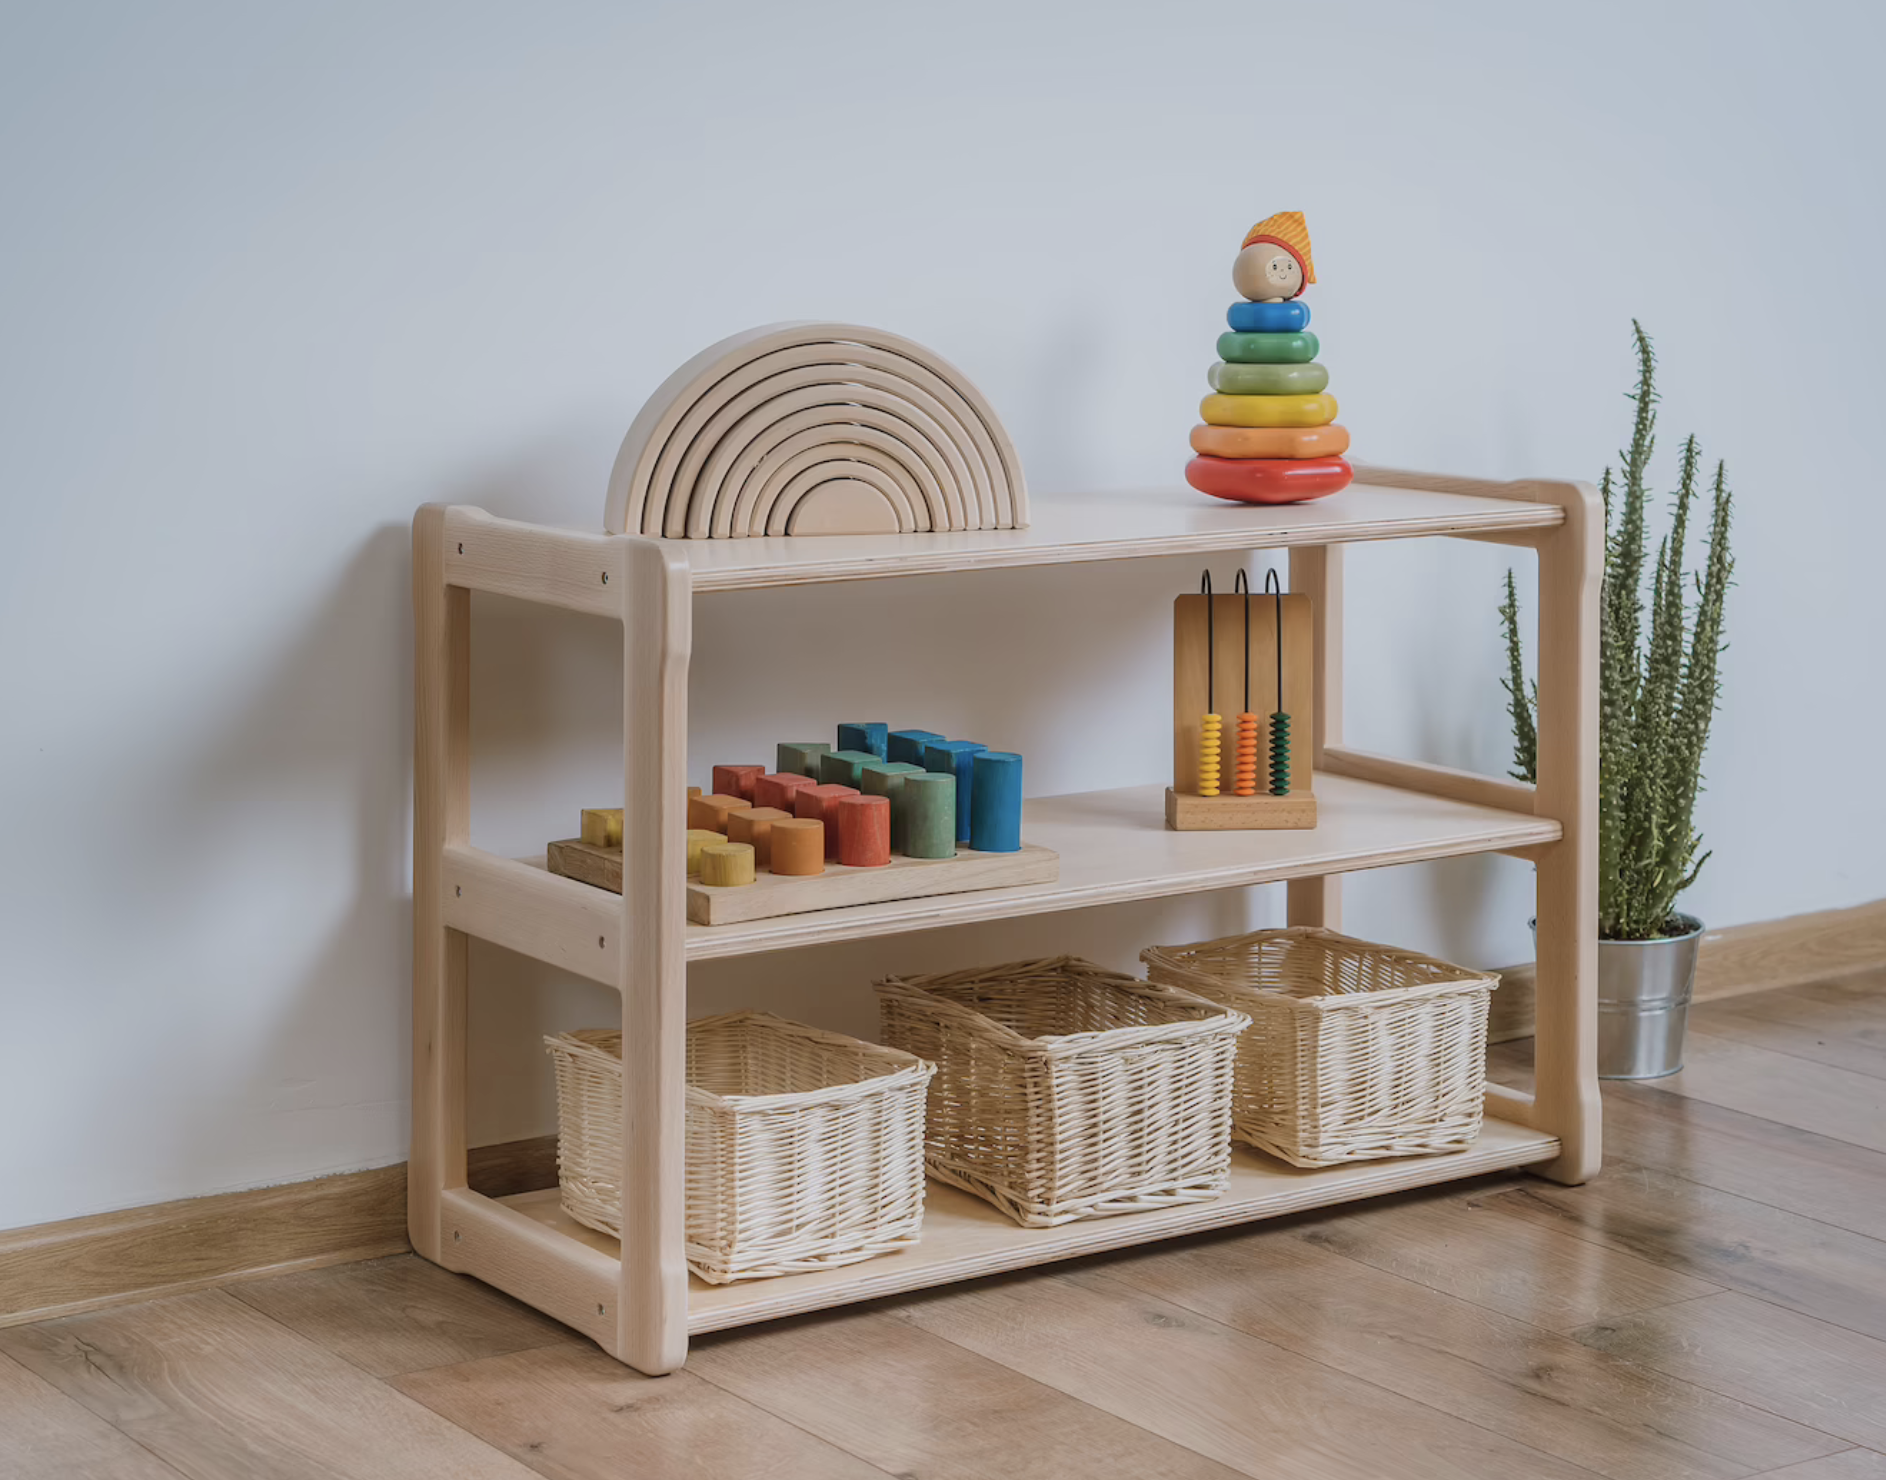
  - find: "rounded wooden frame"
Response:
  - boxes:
[605,322,1028,538]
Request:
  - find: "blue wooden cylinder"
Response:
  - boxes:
[887,728,945,766]
[837,722,889,762]
[969,751,1023,853]
[923,740,986,843]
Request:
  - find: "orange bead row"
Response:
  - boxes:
[1234,712,1260,797]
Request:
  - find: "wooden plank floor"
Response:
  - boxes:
[3,969,1883,1480]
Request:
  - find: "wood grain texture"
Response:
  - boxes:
[1573,1292,1886,1453]
[0,1165,407,1328]
[0,1351,184,1479]
[1287,1182,1720,1331]
[1104,1227,1839,1480]
[0,1289,536,1479]
[1753,1453,1886,1480]
[1165,788,1317,830]
[228,1255,575,1378]
[1688,974,1886,1079]
[646,482,1563,592]
[467,1136,560,1200]
[1484,1163,1886,1343]
[689,1307,1247,1480]
[896,1270,1604,1480]
[679,774,1556,961]
[1643,1031,1886,1154]
[394,1342,887,1480]
[1595,1079,1886,1240]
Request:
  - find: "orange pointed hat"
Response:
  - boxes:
[1241,211,1315,285]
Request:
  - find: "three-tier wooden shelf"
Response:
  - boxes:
[411,465,1602,1375]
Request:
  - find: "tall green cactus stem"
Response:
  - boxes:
[1501,322,1734,940]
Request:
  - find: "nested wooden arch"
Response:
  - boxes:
[604,322,1028,537]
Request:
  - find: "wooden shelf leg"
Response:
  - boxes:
[1287,543,1343,930]
[1529,486,1603,1184]
[615,541,694,1375]
[412,506,470,1259]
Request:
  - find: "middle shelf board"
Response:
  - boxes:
[498,1117,1559,1335]
[441,773,1560,978]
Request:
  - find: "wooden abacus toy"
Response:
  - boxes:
[1166,569,1317,830]
[546,721,1057,924]
[1186,212,1354,506]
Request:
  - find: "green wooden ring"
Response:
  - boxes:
[1216,331,1320,364]
[1208,361,1329,395]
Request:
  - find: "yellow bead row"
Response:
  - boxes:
[1198,712,1222,797]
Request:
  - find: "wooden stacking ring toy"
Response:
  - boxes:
[606,323,1028,537]
[1226,300,1310,333]
[1185,455,1354,504]
[1189,424,1350,461]
[1216,330,1320,365]
[1208,361,1329,396]
[1200,392,1338,429]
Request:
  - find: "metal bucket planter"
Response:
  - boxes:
[1596,914,1703,1080]
[1529,912,1703,1079]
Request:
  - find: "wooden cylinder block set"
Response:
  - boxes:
[1187,212,1353,506]
[604,323,1028,538]
[545,721,1057,925]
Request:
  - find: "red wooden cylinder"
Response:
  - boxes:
[794,783,858,859]
[712,764,764,802]
[836,794,891,867]
[753,771,817,812]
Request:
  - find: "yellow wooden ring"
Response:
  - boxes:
[1200,393,1338,429]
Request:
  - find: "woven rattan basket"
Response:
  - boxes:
[1141,926,1495,1168]
[545,1013,936,1284]
[874,956,1248,1228]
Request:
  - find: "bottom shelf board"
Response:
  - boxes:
[500,1116,1557,1335]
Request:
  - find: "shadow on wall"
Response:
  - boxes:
[107,522,416,1207]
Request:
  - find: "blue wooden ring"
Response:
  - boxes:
[1227,300,1310,333]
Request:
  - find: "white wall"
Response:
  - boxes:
[4,1,1882,1229]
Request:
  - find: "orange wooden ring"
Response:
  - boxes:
[1185,455,1353,504]
[1189,423,1350,460]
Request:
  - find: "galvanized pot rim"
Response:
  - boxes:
[1527,913,1706,946]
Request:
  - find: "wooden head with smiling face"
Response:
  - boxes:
[1233,212,1316,303]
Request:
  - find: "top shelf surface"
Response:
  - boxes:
[667,482,1561,592]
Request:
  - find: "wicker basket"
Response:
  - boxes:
[545,1013,936,1284]
[874,956,1248,1227]
[1140,927,1495,1168]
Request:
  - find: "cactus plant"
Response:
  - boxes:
[1500,323,1734,940]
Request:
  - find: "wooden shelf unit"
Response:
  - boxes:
[412,466,1602,1376]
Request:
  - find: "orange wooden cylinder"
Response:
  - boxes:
[836,794,891,867]
[767,818,825,876]
[794,783,859,859]
[711,764,764,803]
[726,806,791,868]
[753,771,817,812]
[687,792,744,833]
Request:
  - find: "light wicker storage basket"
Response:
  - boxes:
[1141,926,1496,1168]
[544,1013,936,1285]
[874,956,1249,1228]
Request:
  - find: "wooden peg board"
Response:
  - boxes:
[1169,589,1316,830]
[546,837,1059,926]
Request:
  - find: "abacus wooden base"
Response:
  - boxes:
[547,836,1060,926]
[1165,788,1318,831]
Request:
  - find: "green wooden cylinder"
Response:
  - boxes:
[860,761,924,853]
[901,772,957,859]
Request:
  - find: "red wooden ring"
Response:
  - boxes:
[1184,454,1352,505]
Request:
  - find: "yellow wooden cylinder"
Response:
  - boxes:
[699,841,756,887]
[686,828,724,876]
